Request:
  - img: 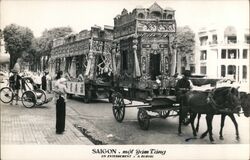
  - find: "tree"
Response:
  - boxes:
[173,26,195,74]
[35,27,73,70]
[37,27,73,53]
[3,24,34,69]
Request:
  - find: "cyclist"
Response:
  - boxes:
[9,68,22,105]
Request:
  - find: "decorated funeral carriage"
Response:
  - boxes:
[49,25,114,102]
[110,3,181,129]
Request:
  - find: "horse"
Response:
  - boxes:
[194,92,250,140]
[178,87,241,143]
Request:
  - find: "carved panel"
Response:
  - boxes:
[104,41,112,53]
[92,40,104,52]
[137,20,176,33]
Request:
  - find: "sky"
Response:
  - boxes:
[1,0,249,37]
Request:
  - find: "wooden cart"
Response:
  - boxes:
[110,3,179,129]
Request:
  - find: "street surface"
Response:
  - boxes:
[67,96,249,145]
[1,91,249,145]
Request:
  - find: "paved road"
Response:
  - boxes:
[67,96,250,145]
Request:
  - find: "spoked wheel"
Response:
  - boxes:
[0,87,14,103]
[22,91,37,108]
[137,108,150,130]
[35,89,46,105]
[112,92,125,122]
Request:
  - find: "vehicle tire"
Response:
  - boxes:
[22,90,37,108]
[0,87,14,103]
[112,92,125,122]
[137,108,150,130]
[35,89,46,105]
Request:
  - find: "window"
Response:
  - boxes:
[221,65,226,77]
[212,34,217,44]
[200,66,206,74]
[122,50,128,70]
[221,49,226,59]
[200,50,207,60]
[243,65,247,79]
[243,49,248,59]
[228,49,237,59]
[228,65,236,75]
[150,11,161,19]
[150,53,161,80]
[227,36,237,44]
[190,65,195,73]
[138,13,145,19]
[163,13,167,19]
[199,36,208,46]
[245,35,250,44]
[167,14,173,19]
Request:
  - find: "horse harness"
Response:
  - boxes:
[206,88,235,114]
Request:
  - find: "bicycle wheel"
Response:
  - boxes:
[0,87,14,103]
[22,90,37,108]
[35,89,46,105]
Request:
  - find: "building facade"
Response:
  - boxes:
[196,25,250,92]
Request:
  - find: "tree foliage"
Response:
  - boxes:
[3,24,34,69]
[174,26,195,56]
[36,27,73,54]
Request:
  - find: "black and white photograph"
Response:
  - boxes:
[0,0,249,159]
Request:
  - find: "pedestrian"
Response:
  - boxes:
[53,71,68,134]
[41,69,50,91]
[9,68,22,105]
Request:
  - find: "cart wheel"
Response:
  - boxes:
[0,87,14,103]
[137,108,150,130]
[112,92,125,122]
[22,91,37,108]
[35,89,46,105]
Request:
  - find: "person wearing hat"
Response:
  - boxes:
[9,68,22,105]
[41,69,50,91]
[53,71,68,134]
[175,70,193,124]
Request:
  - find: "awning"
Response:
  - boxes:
[190,78,221,86]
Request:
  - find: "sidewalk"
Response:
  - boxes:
[0,98,93,145]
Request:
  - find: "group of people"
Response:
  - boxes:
[8,66,68,135]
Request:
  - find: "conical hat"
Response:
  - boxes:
[11,68,19,73]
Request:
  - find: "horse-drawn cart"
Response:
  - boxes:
[112,91,180,130]
[50,25,114,102]
[110,4,180,129]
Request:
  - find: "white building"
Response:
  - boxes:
[195,25,250,92]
